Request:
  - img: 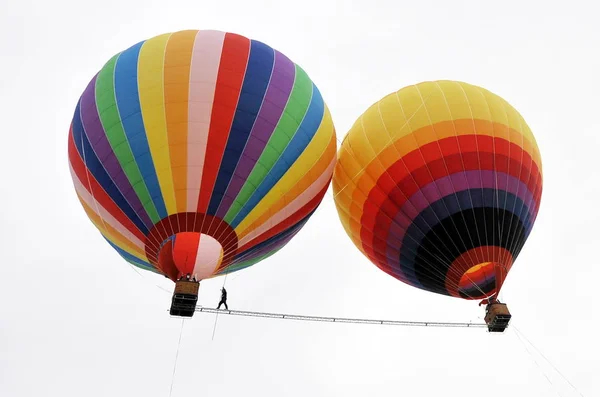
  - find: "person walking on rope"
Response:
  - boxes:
[217,287,228,310]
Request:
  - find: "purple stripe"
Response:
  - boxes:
[80,76,154,229]
[238,229,298,264]
[384,170,537,273]
[215,50,296,218]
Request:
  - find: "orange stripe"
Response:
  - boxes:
[344,119,538,227]
[164,30,197,213]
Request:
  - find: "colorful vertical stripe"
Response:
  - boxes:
[69,30,336,281]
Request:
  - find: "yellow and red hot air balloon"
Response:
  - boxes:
[333,80,542,331]
[68,29,337,316]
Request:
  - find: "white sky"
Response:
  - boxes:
[1,0,599,396]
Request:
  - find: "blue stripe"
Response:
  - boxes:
[230,84,324,227]
[398,189,534,289]
[72,101,150,234]
[224,208,315,274]
[114,41,168,219]
[208,41,275,215]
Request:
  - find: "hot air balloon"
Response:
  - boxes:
[68,29,337,317]
[333,80,542,332]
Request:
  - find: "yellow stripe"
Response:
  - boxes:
[164,30,197,213]
[77,194,147,260]
[332,162,367,251]
[341,81,540,179]
[334,80,542,227]
[138,33,177,215]
[332,142,365,242]
[234,106,336,236]
[335,200,367,255]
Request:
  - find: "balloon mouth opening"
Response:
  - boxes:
[457,262,498,298]
[143,212,239,281]
[159,232,224,281]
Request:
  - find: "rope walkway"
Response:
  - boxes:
[195,306,487,328]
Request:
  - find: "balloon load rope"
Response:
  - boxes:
[168,318,185,397]
[512,325,586,397]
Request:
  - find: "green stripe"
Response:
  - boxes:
[218,250,279,276]
[224,65,313,223]
[125,258,160,274]
[95,55,160,223]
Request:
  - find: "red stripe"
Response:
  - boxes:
[172,232,201,275]
[359,135,542,268]
[196,33,250,213]
[363,135,540,229]
[68,125,146,242]
[361,137,540,243]
[156,241,180,281]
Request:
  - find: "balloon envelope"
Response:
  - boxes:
[69,29,337,281]
[333,80,542,300]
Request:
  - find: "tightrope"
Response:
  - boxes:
[194,307,486,328]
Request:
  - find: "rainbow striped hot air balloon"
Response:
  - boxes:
[68,30,336,312]
[333,81,542,314]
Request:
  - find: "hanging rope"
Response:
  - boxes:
[210,271,230,341]
[512,327,562,396]
[194,306,486,328]
[169,319,185,397]
[513,325,586,397]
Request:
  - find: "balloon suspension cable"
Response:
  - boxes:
[169,319,185,397]
[512,325,586,397]
[196,306,486,328]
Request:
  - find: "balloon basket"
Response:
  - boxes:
[169,280,200,317]
[484,303,512,332]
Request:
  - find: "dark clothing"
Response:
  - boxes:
[217,300,228,310]
[217,288,228,310]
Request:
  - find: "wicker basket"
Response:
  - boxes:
[174,280,200,295]
[485,303,512,332]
